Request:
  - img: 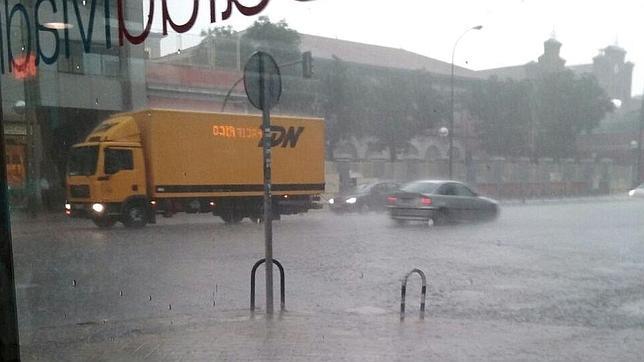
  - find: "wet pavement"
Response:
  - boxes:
[9,198,644,361]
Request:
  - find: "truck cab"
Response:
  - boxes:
[66,117,151,228]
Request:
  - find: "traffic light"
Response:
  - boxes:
[302,51,313,79]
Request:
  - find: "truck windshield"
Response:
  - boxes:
[68,146,99,176]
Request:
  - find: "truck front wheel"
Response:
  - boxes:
[220,212,243,224]
[122,203,149,228]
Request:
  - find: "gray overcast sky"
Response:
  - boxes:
[153,0,644,96]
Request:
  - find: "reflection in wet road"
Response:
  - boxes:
[11,199,644,360]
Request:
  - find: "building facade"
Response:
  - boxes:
[144,32,484,163]
[479,37,634,104]
[2,0,146,208]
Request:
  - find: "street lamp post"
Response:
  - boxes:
[631,140,639,188]
[449,25,482,179]
[636,93,644,188]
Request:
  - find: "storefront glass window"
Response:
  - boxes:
[1,1,644,360]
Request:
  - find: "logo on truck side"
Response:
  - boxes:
[258,126,305,148]
[213,124,304,148]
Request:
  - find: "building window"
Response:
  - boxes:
[58,41,121,77]
[58,42,84,74]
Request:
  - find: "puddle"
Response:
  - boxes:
[346,306,389,315]
[620,300,644,316]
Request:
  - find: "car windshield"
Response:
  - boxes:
[3,1,644,361]
[401,181,441,194]
[354,184,373,193]
[67,146,99,176]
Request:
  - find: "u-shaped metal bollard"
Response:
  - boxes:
[400,268,427,321]
[250,258,286,312]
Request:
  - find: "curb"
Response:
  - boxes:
[499,195,629,206]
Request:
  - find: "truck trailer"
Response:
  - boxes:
[65,109,325,228]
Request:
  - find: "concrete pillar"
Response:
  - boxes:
[581,159,594,195]
[517,157,530,200]
[491,157,505,199]
[599,158,613,194]
[336,159,352,193]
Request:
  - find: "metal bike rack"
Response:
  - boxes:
[400,268,427,320]
[250,258,285,312]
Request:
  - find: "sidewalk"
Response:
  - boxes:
[498,194,630,206]
[19,307,644,361]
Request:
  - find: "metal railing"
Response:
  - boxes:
[250,258,285,312]
[400,268,427,321]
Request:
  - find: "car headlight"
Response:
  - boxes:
[629,190,635,197]
[346,197,357,204]
[329,198,335,205]
[91,203,105,213]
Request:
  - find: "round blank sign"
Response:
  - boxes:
[243,51,282,111]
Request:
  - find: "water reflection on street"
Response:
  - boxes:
[11,199,644,360]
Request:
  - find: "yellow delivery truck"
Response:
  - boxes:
[65,109,325,228]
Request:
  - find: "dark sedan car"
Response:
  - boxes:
[329,181,400,213]
[387,180,499,225]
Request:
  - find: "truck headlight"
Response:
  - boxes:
[329,198,335,205]
[346,197,357,204]
[92,203,105,213]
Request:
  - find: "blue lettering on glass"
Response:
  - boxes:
[67,0,99,53]
[0,0,271,74]
[7,3,32,73]
[35,0,59,65]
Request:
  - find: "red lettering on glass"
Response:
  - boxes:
[118,0,154,45]
[162,0,199,35]
[13,53,37,80]
[210,0,217,23]
[222,0,270,21]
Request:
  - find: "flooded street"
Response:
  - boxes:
[11,198,644,361]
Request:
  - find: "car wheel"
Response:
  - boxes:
[122,203,148,228]
[93,217,116,228]
[248,212,263,223]
[488,207,500,221]
[358,203,370,214]
[433,208,449,226]
[393,218,407,226]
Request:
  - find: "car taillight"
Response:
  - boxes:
[387,196,397,204]
[421,197,432,206]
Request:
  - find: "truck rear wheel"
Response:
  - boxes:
[93,217,116,228]
[221,212,243,224]
[122,203,148,228]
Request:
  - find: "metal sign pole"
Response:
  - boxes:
[259,54,275,316]
[0,80,21,360]
[243,51,281,317]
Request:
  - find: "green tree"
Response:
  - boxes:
[366,71,445,161]
[240,16,301,67]
[467,77,532,157]
[467,72,613,159]
[321,57,366,159]
[239,17,313,115]
[199,26,239,69]
[534,71,614,158]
